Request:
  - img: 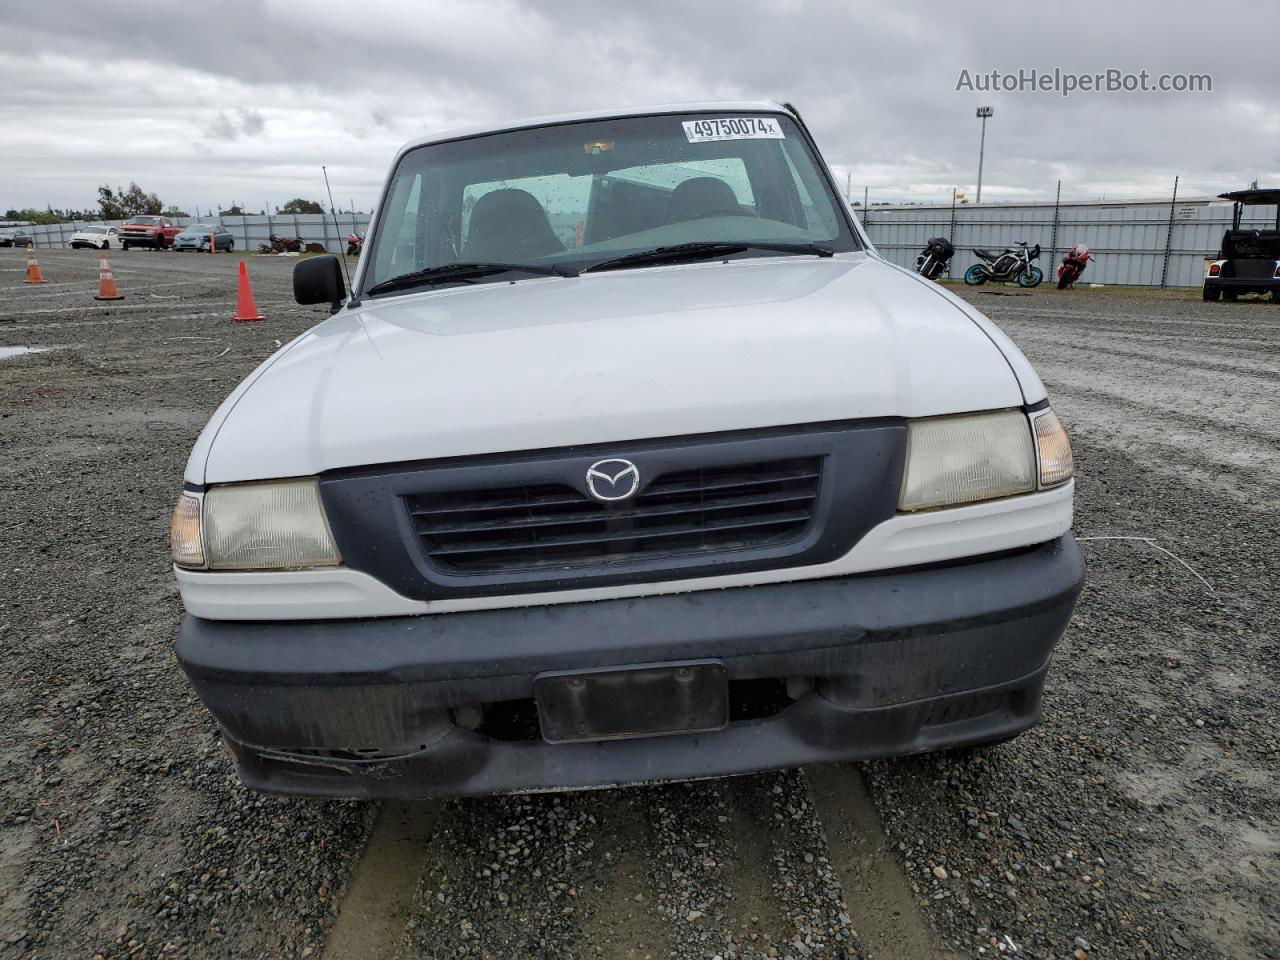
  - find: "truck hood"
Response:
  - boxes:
[197,255,1027,483]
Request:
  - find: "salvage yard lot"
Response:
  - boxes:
[1,249,1277,960]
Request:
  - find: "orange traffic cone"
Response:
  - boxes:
[231,259,265,322]
[23,244,46,284]
[94,251,125,301]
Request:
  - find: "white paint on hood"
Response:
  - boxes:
[190,254,1036,484]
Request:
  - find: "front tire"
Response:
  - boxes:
[963,264,987,286]
[1203,286,1220,301]
[1018,266,1044,288]
[122,241,131,251]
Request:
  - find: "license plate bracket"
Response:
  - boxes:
[534,661,729,744]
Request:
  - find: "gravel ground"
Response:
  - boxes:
[862,285,1280,960]
[0,250,1276,959]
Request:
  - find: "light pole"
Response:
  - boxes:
[975,106,993,204]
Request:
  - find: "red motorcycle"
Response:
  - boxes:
[1057,243,1094,289]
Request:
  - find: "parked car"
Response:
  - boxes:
[1203,188,1280,302]
[119,215,181,251]
[3,228,34,248]
[172,101,1082,800]
[0,227,20,247]
[173,223,234,252]
[68,225,121,250]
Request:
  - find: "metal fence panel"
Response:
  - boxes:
[23,213,373,254]
[860,197,1276,287]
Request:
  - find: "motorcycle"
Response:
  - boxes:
[257,235,304,254]
[346,232,364,257]
[964,241,1043,287]
[1057,242,1094,289]
[914,236,954,281]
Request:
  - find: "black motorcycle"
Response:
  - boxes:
[964,241,1043,287]
[914,236,954,281]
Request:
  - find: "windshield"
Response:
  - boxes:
[126,216,162,226]
[364,111,857,295]
[80,226,105,234]
[183,224,214,234]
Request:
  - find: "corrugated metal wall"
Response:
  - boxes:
[21,213,372,255]
[860,197,1279,287]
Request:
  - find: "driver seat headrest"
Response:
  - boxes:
[463,188,564,262]
[664,177,741,224]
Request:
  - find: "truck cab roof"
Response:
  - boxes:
[395,100,791,155]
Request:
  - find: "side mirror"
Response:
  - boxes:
[293,254,347,310]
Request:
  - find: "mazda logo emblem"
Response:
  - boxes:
[585,458,640,502]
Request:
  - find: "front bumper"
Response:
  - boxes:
[177,536,1084,799]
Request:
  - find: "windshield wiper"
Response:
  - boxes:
[366,261,574,297]
[582,241,834,274]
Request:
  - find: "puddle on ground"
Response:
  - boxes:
[0,346,47,360]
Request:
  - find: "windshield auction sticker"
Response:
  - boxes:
[682,117,786,142]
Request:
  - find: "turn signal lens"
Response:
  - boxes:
[1034,410,1074,488]
[203,478,341,571]
[170,493,205,569]
[899,410,1037,511]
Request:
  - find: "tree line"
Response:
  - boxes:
[5,184,327,224]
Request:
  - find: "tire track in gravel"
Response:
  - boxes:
[720,778,790,943]
[1008,333,1280,380]
[571,791,671,960]
[807,765,964,960]
[323,801,442,960]
[338,774,909,959]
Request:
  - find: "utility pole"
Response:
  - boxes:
[975,106,994,204]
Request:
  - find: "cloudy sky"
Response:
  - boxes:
[1,0,1276,214]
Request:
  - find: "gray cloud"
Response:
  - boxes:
[207,108,266,142]
[0,0,1275,213]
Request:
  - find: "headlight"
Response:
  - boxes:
[1032,409,1074,487]
[899,410,1037,511]
[170,478,341,570]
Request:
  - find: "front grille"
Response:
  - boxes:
[407,457,822,574]
[321,420,904,599]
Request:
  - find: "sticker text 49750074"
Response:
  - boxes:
[682,117,786,143]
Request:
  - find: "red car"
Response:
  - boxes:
[119,215,182,251]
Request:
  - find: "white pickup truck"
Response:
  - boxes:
[171,101,1082,798]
